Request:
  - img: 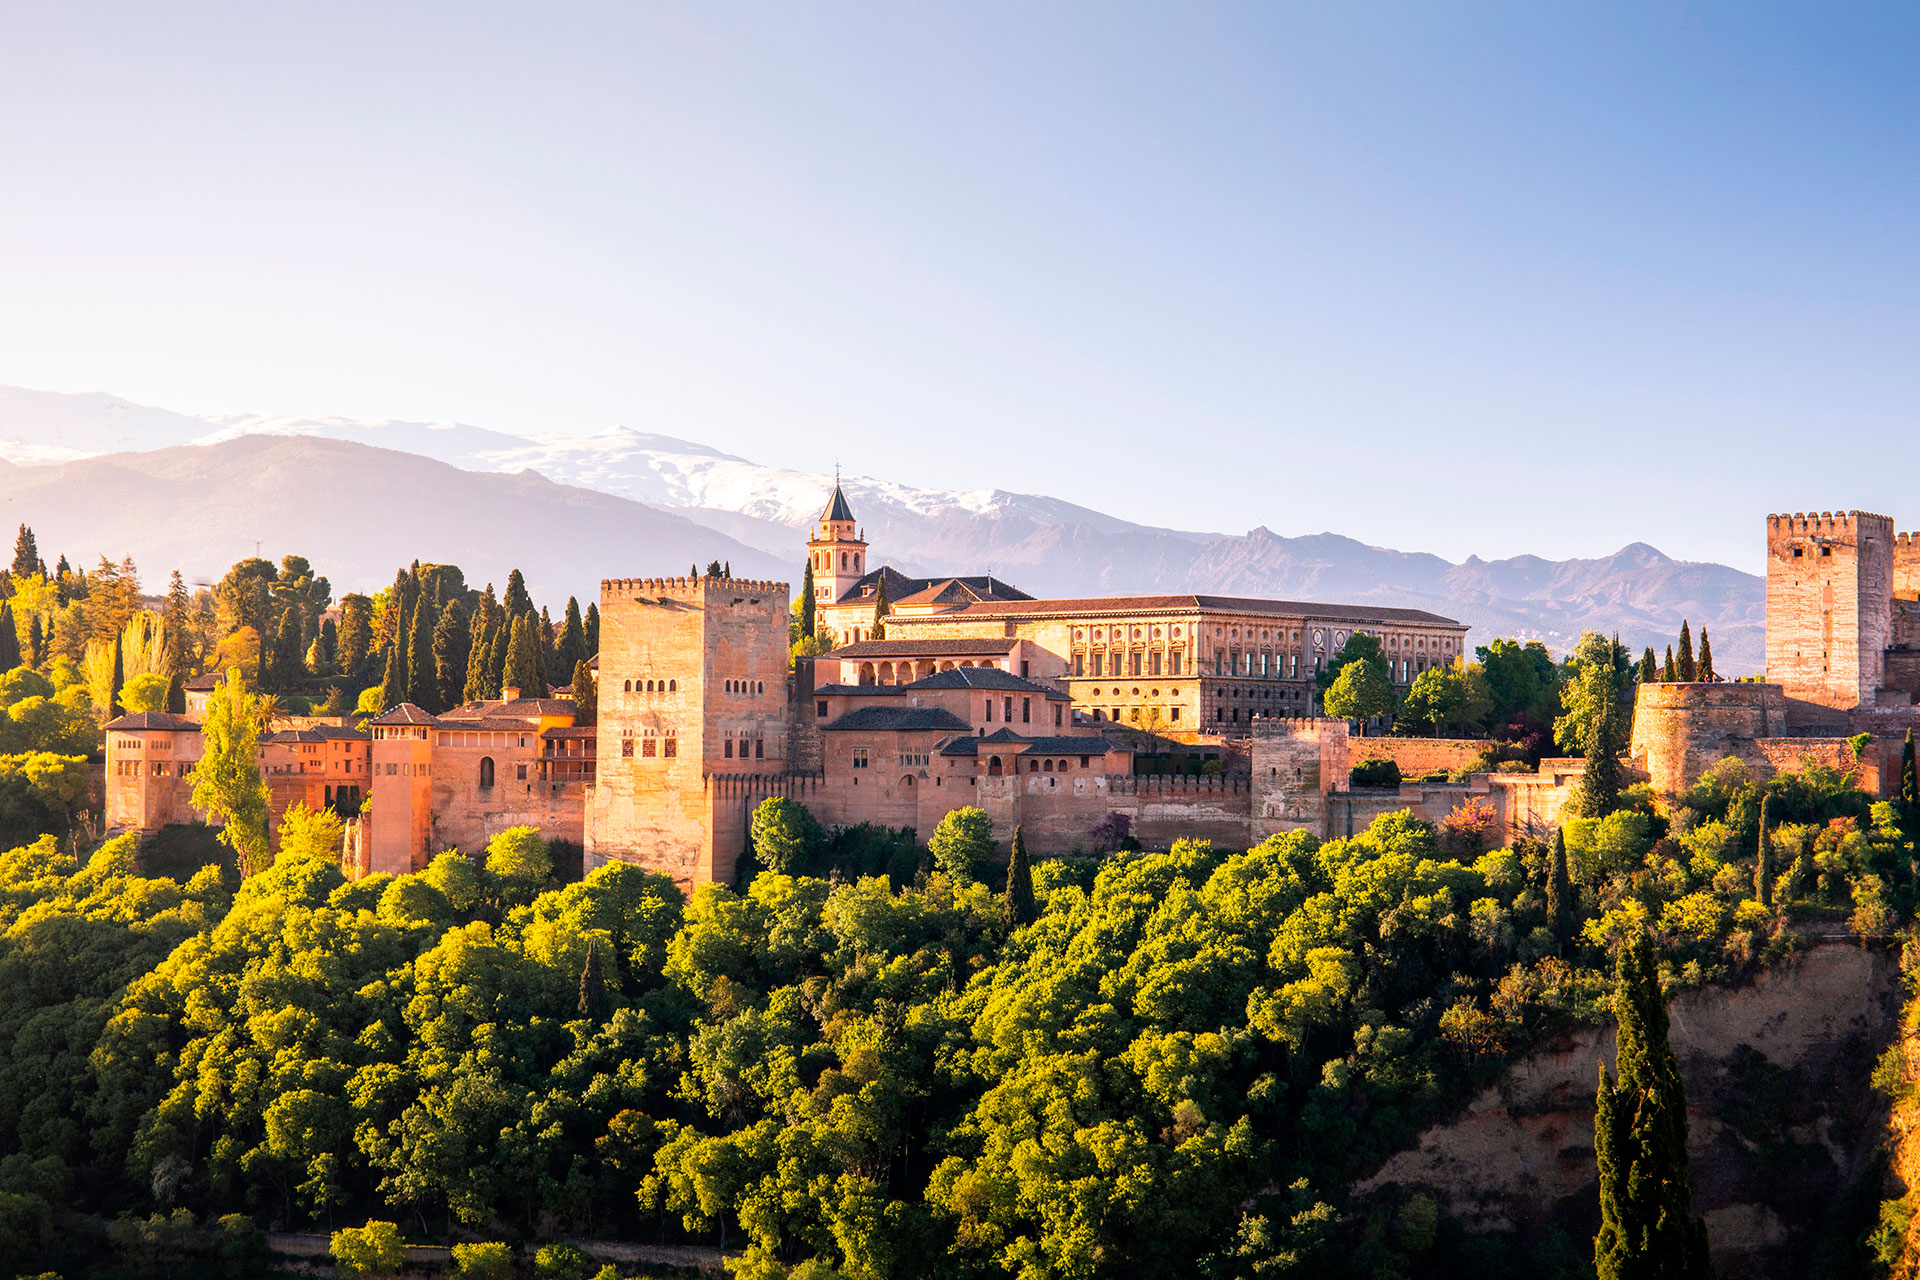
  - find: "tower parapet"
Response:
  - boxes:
[1764,509,1895,717]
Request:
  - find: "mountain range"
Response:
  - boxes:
[0,386,1764,670]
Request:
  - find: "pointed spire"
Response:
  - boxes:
[822,478,855,525]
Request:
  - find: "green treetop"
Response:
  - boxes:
[872,575,889,640]
[190,670,273,876]
[1323,659,1395,733]
[928,806,994,885]
[406,601,437,711]
[1663,645,1677,683]
[1639,647,1658,684]
[1003,824,1036,929]
[1696,629,1715,683]
[504,615,542,696]
[570,659,595,724]
[800,562,816,638]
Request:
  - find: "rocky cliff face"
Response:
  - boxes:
[1359,943,1899,1277]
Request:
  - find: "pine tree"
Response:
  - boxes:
[571,659,596,724]
[578,939,609,1021]
[1663,645,1677,683]
[1754,793,1772,908]
[1676,621,1695,683]
[1903,729,1917,811]
[165,672,186,714]
[585,602,600,656]
[1547,827,1573,952]
[1638,647,1657,684]
[164,570,194,674]
[0,602,20,672]
[872,575,889,641]
[800,562,817,638]
[504,615,542,696]
[377,629,406,714]
[1696,629,1714,684]
[432,601,471,711]
[1594,932,1713,1279]
[706,560,723,577]
[407,601,437,711]
[10,525,41,579]
[1003,825,1036,929]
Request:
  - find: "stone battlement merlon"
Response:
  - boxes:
[600,576,791,596]
[1766,511,1896,538]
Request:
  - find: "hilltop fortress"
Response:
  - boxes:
[102,497,1920,889]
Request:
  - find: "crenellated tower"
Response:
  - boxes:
[1764,510,1894,716]
[805,481,867,609]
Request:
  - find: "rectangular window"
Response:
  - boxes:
[1021,661,1029,678]
[621,739,634,758]
[1214,651,1224,675]
[985,699,993,722]
[1004,697,1013,722]
[643,739,656,757]
[1171,707,1181,721]
[1150,651,1161,676]
[1080,756,1090,768]
[1130,652,1141,677]
[664,738,677,757]
[1022,698,1031,724]
[755,738,764,759]
[516,763,528,780]
[852,748,868,769]
[724,739,733,759]
[1092,653,1104,677]
[817,700,828,717]
[1054,704,1063,727]
[1074,653,1085,677]
[1171,651,1182,675]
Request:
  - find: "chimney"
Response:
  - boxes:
[502,686,521,701]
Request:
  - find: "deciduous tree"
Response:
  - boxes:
[928,807,993,884]
[190,670,273,876]
[1324,659,1395,733]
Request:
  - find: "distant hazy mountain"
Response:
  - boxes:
[0,385,1764,668]
[0,435,785,607]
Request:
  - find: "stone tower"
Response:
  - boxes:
[805,481,867,610]
[585,572,791,885]
[1764,510,1894,715]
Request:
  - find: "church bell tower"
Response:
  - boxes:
[806,478,867,609]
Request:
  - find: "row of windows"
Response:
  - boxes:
[1091,706,1182,723]
[116,760,191,777]
[812,549,863,572]
[623,679,677,693]
[436,731,532,747]
[723,680,765,695]
[983,696,1064,727]
[1075,651,1184,677]
[621,738,680,758]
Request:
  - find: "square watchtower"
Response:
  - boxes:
[586,573,791,885]
[1765,510,1894,715]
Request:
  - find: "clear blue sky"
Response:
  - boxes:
[2,3,1915,571]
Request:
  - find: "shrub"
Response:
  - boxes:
[535,1242,591,1280]
[331,1221,407,1279]
[1349,758,1401,788]
[451,1241,515,1280]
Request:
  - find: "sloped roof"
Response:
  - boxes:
[901,667,1069,697]
[811,682,901,697]
[941,732,1122,757]
[182,674,223,691]
[367,703,437,726]
[832,564,1032,608]
[825,637,1017,658]
[909,594,1464,627]
[822,483,856,524]
[104,711,199,732]
[822,706,972,733]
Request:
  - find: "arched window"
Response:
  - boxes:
[479,757,495,789]
[902,774,913,787]
[669,680,677,691]
[841,553,848,569]
[988,756,1003,776]
[623,680,631,691]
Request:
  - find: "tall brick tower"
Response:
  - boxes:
[805,480,866,609]
[585,572,791,885]
[1765,510,1894,716]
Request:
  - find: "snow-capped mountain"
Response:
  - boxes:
[0,386,1765,668]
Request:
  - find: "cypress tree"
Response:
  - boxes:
[489,622,510,698]
[571,659,596,725]
[165,672,186,715]
[27,615,46,668]
[556,597,585,677]
[432,601,471,711]
[407,601,437,711]
[377,629,406,714]
[111,630,126,717]
[1003,825,1036,929]
[872,576,889,641]
[503,569,533,623]
[1696,629,1714,684]
[1754,794,1772,907]
[504,615,542,696]
[1638,647,1657,684]
[1676,621,1695,683]
[1546,827,1573,953]
[465,615,496,703]
[0,602,20,672]
[578,939,609,1021]
[1894,728,1919,807]
[691,563,699,579]
[1594,932,1713,1279]
[539,606,557,686]
[272,607,303,689]
[1577,666,1626,818]
[1663,646,1677,683]
[800,562,817,638]
[585,603,600,656]
[723,560,731,578]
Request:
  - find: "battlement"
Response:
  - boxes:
[601,575,790,597]
[1766,511,1895,540]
